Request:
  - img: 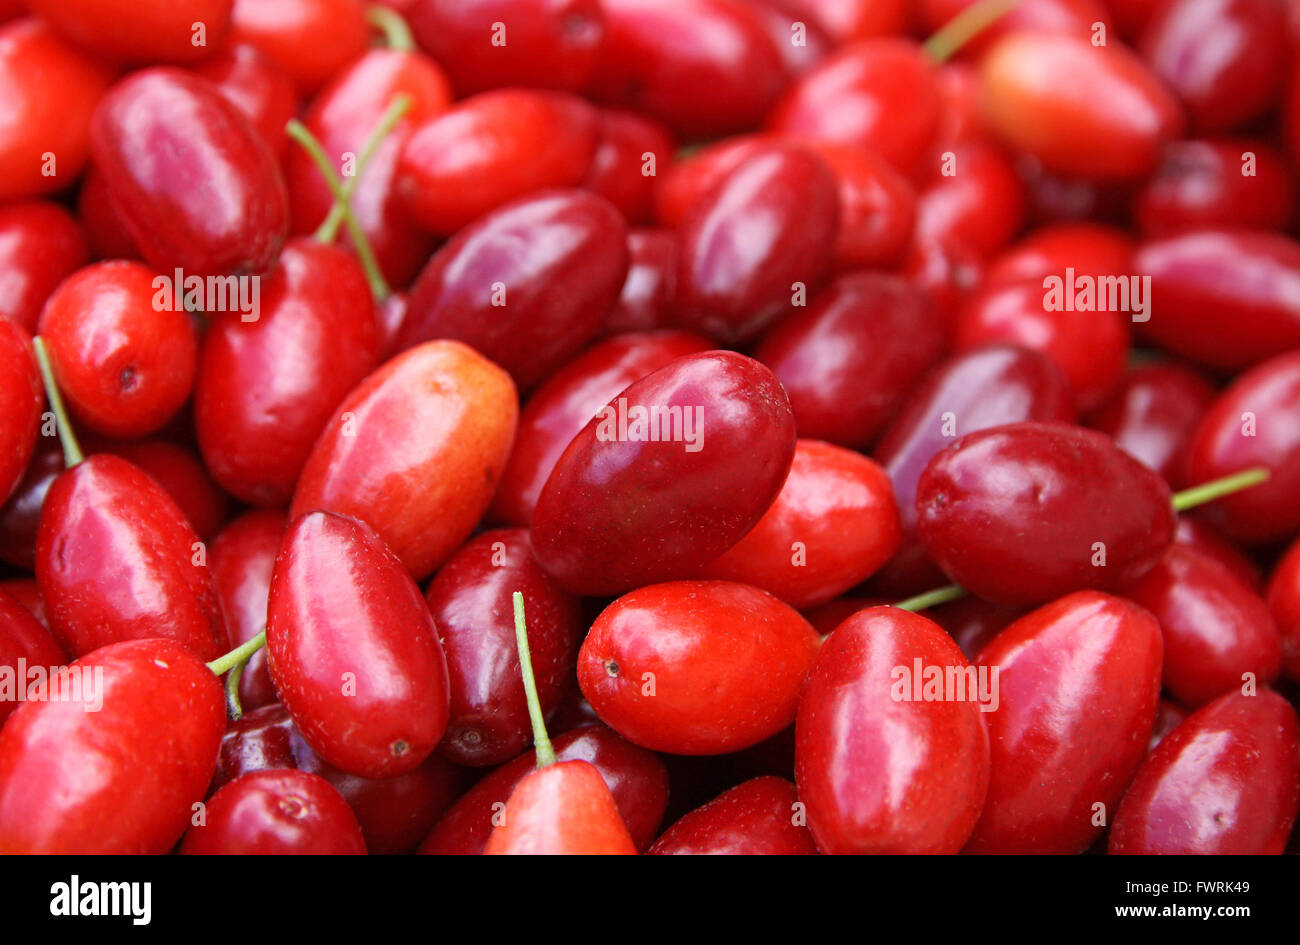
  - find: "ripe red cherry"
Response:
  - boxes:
[193,43,299,161]
[0,587,65,726]
[770,0,907,43]
[484,759,638,855]
[194,239,380,506]
[1267,536,1300,683]
[182,770,366,855]
[795,606,991,854]
[0,638,225,854]
[577,580,821,755]
[649,776,817,855]
[984,222,1136,289]
[963,592,1163,853]
[583,108,676,225]
[914,0,1111,58]
[226,0,369,93]
[916,421,1176,606]
[1173,515,1263,591]
[531,351,796,596]
[291,340,518,581]
[27,0,233,63]
[102,439,231,541]
[90,67,290,276]
[1110,689,1300,854]
[0,318,41,505]
[604,229,679,335]
[38,260,197,440]
[653,135,768,228]
[0,201,89,334]
[804,141,916,271]
[267,511,451,779]
[913,141,1027,259]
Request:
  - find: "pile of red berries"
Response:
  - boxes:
[0,0,1299,855]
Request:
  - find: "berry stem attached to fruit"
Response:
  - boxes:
[924,0,1024,64]
[514,591,557,768]
[1171,467,1271,512]
[893,583,969,612]
[225,659,246,721]
[314,94,412,246]
[31,336,84,468]
[367,5,416,52]
[207,629,266,678]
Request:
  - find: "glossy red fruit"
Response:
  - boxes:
[0,19,113,202]
[768,0,906,43]
[915,0,1111,57]
[28,0,232,63]
[1122,544,1281,707]
[1184,349,1300,543]
[396,190,628,391]
[419,724,670,854]
[1173,516,1263,591]
[0,638,225,853]
[917,421,1176,605]
[398,89,599,235]
[964,592,1163,853]
[267,511,450,778]
[195,240,380,506]
[182,770,366,855]
[0,440,60,569]
[532,351,795,596]
[803,141,915,271]
[1134,139,1294,235]
[870,345,1075,596]
[979,32,1184,180]
[984,222,1136,289]
[795,607,990,854]
[103,439,231,541]
[1140,0,1287,133]
[902,237,984,332]
[491,330,710,526]
[675,142,839,344]
[700,440,901,609]
[954,279,1129,412]
[577,581,821,754]
[1148,698,1187,752]
[591,0,787,138]
[36,455,226,660]
[407,0,604,94]
[291,340,518,581]
[1267,536,1300,682]
[745,0,831,79]
[209,510,285,714]
[76,165,139,260]
[285,48,453,287]
[913,142,1026,259]
[603,229,681,336]
[0,318,41,505]
[927,595,1026,661]
[755,273,946,450]
[194,44,299,161]
[38,261,196,440]
[0,202,89,334]
[226,0,369,93]
[425,529,581,766]
[90,68,289,276]
[484,759,638,854]
[766,38,941,173]
[1110,689,1300,854]
[0,588,66,725]
[583,108,676,225]
[653,135,768,228]
[649,776,817,854]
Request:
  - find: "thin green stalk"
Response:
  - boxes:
[1172,467,1270,512]
[314,94,412,245]
[32,336,83,468]
[367,4,415,51]
[893,584,968,612]
[924,0,1024,63]
[514,592,557,768]
[207,630,266,677]
[226,660,246,721]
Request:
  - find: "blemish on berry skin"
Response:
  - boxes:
[119,364,137,391]
[390,739,410,757]
[279,795,307,819]
[604,659,620,678]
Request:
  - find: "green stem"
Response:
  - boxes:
[367,5,415,51]
[923,0,1024,63]
[893,584,968,612]
[32,336,84,468]
[514,592,556,768]
[207,630,266,677]
[314,94,412,245]
[286,118,391,302]
[1171,467,1270,512]
[226,659,246,721]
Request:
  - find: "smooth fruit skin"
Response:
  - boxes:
[490,329,713,526]
[1120,545,1281,707]
[1109,690,1300,854]
[604,229,679,335]
[1183,349,1300,544]
[984,222,1136,290]
[425,529,582,767]
[1174,515,1262,591]
[0,638,225,854]
[913,141,1026,259]
[397,89,598,236]
[36,455,226,661]
[0,19,113,202]
[804,141,916,272]
[754,273,946,450]
[870,345,1075,596]
[584,108,676,225]
[90,67,289,276]
[195,239,380,506]
[0,317,41,505]
[916,421,1176,606]
[395,189,629,391]
[795,607,991,854]
[291,340,518,581]
[419,724,670,854]
[675,143,839,345]
[0,588,66,725]
[963,592,1163,854]
[577,581,821,755]
[27,0,232,63]
[979,32,1184,180]
[484,760,638,854]
[699,440,902,609]
[531,351,796,596]
[266,511,451,779]
[194,43,299,161]
[648,776,817,855]
[38,260,197,440]
[182,770,366,855]
[1267,536,1300,682]
[99,439,231,541]
[1135,230,1300,370]
[0,201,89,334]
[226,0,369,94]
[0,439,60,569]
